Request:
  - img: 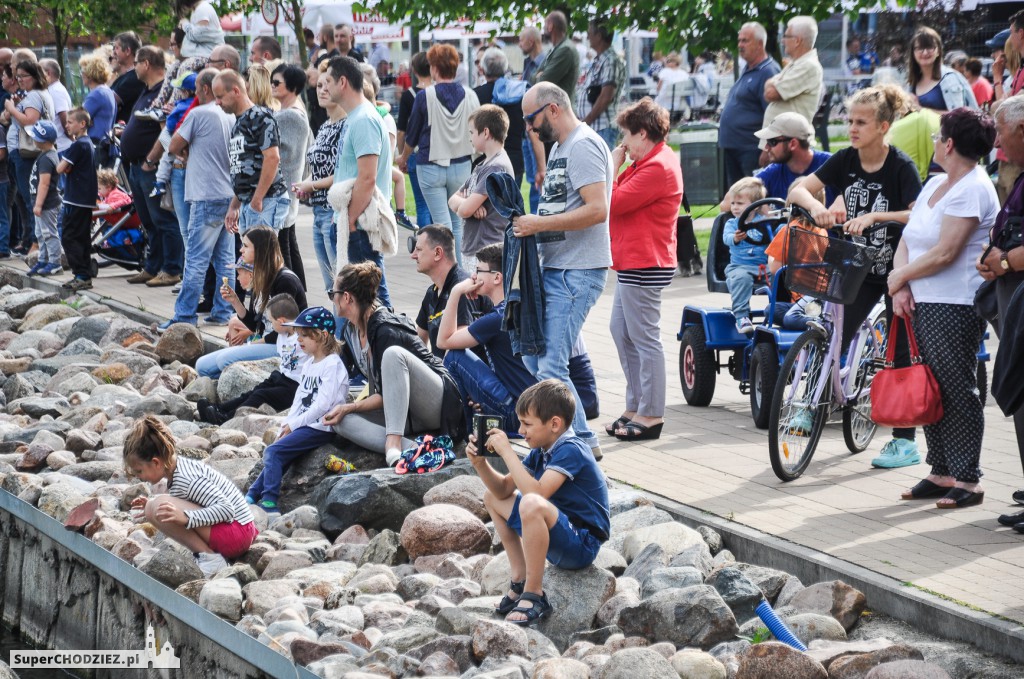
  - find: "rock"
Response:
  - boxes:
[596,591,640,628]
[140,547,205,589]
[123,393,194,421]
[827,643,924,679]
[155,324,204,365]
[804,638,895,668]
[288,638,355,668]
[621,543,667,584]
[51,372,99,397]
[65,429,102,454]
[472,619,529,661]
[0,290,59,318]
[314,462,475,536]
[696,525,723,554]
[593,547,627,576]
[268,505,320,537]
[535,565,616,652]
[705,567,763,622]
[0,357,32,375]
[735,642,827,679]
[199,578,243,621]
[670,650,727,679]
[642,567,703,598]
[19,304,81,332]
[242,580,303,617]
[397,573,443,601]
[732,563,791,604]
[621,522,705,562]
[785,613,847,644]
[176,579,207,603]
[3,373,36,402]
[45,450,77,470]
[276,443,381,513]
[182,375,218,403]
[92,363,133,384]
[787,581,867,632]
[261,550,315,580]
[8,330,63,357]
[67,316,112,345]
[58,337,102,358]
[37,483,88,522]
[112,538,142,564]
[480,551,512,595]
[418,650,461,676]
[217,358,279,402]
[100,318,156,348]
[16,442,53,471]
[533,657,590,679]
[99,348,159,375]
[668,542,715,578]
[59,461,120,482]
[423,474,488,521]
[358,528,408,567]
[140,371,182,395]
[62,497,101,532]
[10,396,71,418]
[400,504,491,559]
[373,625,442,654]
[863,660,950,679]
[617,585,738,649]
[776,576,805,608]
[599,647,676,679]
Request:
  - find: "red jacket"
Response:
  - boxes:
[609,141,683,271]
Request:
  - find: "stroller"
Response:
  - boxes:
[88,124,149,276]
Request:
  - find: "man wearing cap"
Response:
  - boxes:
[753,112,836,205]
[763,16,823,138]
[162,68,237,331]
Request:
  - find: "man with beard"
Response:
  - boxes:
[753,112,835,204]
[512,82,612,460]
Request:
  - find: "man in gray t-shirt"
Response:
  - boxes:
[513,82,613,458]
[165,69,238,329]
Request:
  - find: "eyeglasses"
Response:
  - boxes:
[931,132,946,143]
[15,74,31,81]
[782,33,796,40]
[523,102,552,128]
[271,79,284,86]
[765,136,792,147]
[209,59,228,67]
[914,45,936,53]
[475,268,499,276]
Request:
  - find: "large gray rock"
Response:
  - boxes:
[275,442,383,513]
[784,613,847,645]
[242,580,303,617]
[863,660,950,679]
[669,542,715,577]
[0,290,59,318]
[642,566,703,598]
[735,642,827,679]
[621,521,705,562]
[8,330,63,357]
[199,577,243,621]
[100,318,157,347]
[621,542,667,584]
[155,323,204,365]
[534,565,616,652]
[50,371,99,397]
[787,580,866,632]
[617,585,738,649]
[67,316,112,345]
[57,338,102,359]
[706,566,763,622]
[400,504,491,559]
[216,358,280,402]
[2,373,35,402]
[19,303,81,332]
[670,650,728,679]
[59,460,120,482]
[607,505,673,553]
[733,563,792,604]
[123,393,194,421]
[314,461,475,536]
[358,528,408,566]
[9,396,71,418]
[828,643,924,679]
[140,547,205,589]
[471,619,529,661]
[423,474,488,521]
[99,348,159,375]
[600,647,676,679]
[36,482,88,522]
[533,657,590,679]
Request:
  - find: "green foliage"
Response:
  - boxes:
[218,0,309,67]
[738,626,772,644]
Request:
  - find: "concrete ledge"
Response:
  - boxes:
[640,490,1024,664]
[0,489,317,678]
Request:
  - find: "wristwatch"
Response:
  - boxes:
[1000,250,1014,273]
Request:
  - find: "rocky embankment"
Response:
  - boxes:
[0,282,1017,679]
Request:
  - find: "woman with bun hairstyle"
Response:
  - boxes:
[324,262,466,464]
[788,83,924,470]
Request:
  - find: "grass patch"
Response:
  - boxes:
[900,581,1018,623]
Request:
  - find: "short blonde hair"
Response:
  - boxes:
[729,177,767,203]
[79,53,112,86]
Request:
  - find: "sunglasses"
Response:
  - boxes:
[271,79,284,86]
[523,102,552,127]
[475,268,499,276]
[326,289,345,300]
[765,136,792,147]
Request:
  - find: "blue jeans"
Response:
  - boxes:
[506,493,602,569]
[406,154,432,226]
[196,342,278,378]
[247,426,337,503]
[521,268,607,449]
[347,228,392,309]
[10,150,35,249]
[521,138,540,214]
[129,163,184,276]
[312,205,337,292]
[173,199,235,324]
[417,159,471,266]
[239,195,290,233]
[725,262,761,321]
[170,167,190,243]
[443,349,521,434]
[0,182,9,255]
[596,126,619,150]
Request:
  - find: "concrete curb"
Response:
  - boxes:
[635,488,1024,664]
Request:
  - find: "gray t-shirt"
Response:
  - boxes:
[5,90,54,151]
[537,124,613,269]
[460,149,514,256]
[176,102,235,203]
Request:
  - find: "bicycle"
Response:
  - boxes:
[767,219,895,482]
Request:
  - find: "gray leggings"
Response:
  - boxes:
[333,345,444,454]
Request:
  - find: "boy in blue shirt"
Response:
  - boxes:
[723,176,769,334]
[468,379,610,627]
[57,108,98,291]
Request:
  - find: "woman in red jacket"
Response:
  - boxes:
[606,98,683,441]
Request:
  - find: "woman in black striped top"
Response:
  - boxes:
[124,415,256,578]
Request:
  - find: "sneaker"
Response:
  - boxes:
[11,246,28,257]
[134,107,167,123]
[126,271,155,285]
[194,551,229,578]
[146,272,182,287]
[149,181,167,198]
[62,277,93,291]
[26,261,46,277]
[202,315,230,326]
[395,209,416,231]
[171,284,182,294]
[257,500,279,515]
[245,495,257,505]
[736,317,755,334]
[197,400,228,425]
[787,408,814,436]
[871,438,921,469]
[196,298,214,313]
[156,320,174,334]
[38,263,63,276]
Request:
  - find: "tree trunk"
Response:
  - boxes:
[289,0,307,68]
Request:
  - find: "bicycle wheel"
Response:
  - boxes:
[768,328,830,481]
[843,311,885,453]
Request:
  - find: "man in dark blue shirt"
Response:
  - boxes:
[718,22,780,190]
[753,112,836,205]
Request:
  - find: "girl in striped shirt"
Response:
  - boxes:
[124,415,257,578]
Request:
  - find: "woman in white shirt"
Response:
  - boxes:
[654,53,690,116]
[888,107,999,509]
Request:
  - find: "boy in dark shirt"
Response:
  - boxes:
[468,379,610,627]
[25,121,64,277]
[57,108,98,291]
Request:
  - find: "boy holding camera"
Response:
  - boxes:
[468,379,609,627]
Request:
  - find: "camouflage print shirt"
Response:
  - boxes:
[228,105,287,202]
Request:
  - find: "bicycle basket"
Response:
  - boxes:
[784,226,872,305]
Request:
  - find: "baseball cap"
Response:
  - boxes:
[986,28,1010,50]
[284,306,337,333]
[754,112,814,142]
[230,257,254,273]
[27,120,57,144]
[172,71,197,90]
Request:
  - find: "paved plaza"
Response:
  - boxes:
[10,207,1024,626]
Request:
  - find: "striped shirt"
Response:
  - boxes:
[168,456,254,530]
[617,267,675,288]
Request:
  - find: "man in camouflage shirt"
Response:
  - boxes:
[577,21,626,150]
[212,70,289,235]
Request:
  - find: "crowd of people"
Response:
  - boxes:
[0,6,1024,622]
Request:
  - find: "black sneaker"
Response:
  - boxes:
[998,510,1024,527]
[199,401,228,425]
[1014,489,1024,506]
[196,298,214,313]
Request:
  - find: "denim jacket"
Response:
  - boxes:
[723,215,769,267]
[486,172,546,356]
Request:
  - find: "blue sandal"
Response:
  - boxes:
[506,591,552,627]
[495,580,525,616]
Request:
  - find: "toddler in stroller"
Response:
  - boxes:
[92,169,146,273]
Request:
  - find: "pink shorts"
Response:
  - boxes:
[208,520,258,559]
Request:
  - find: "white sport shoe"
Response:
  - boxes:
[195,551,228,578]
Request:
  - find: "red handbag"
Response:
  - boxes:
[870,316,944,428]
